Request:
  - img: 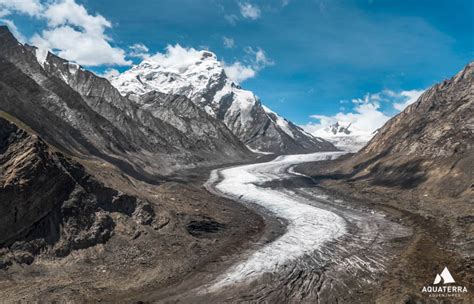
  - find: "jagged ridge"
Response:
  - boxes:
[0,26,252,179]
[110,49,336,154]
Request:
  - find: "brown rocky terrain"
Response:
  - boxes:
[0,116,154,265]
[0,116,265,302]
[297,62,474,302]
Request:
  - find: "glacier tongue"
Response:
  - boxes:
[206,152,347,289]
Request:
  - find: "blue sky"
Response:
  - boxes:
[1,0,473,129]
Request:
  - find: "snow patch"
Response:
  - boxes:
[204,105,215,116]
[246,145,275,155]
[263,105,295,139]
[67,62,80,74]
[35,48,49,67]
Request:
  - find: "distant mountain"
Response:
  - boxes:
[312,121,374,152]
[0,26,252,178]
[110,51,336,154]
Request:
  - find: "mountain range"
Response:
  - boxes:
[0,26,335,182]
[0,23,472,302]
[110,49,335,154]
[300,61,473,199]
[0,25,336,269]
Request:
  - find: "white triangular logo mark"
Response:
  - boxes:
[433,267,455,285]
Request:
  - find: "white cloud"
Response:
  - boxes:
[245,46,274,69]
[129,43,150,59]
[43,0,110,33]
[304,98,390,135]
[392,89,424,111]
[302,89,425,135]
[31,25,130,66]
[239,2,261,20]
[146,44,205,72]
[0,0,42,42]
[224,62,256,83]
[3,0,130,66]
[0,0,43,17]
[224,14,239,25]
[223,36,235,48]
[223,46,273,84]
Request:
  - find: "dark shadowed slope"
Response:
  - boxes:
[0,117,155,267]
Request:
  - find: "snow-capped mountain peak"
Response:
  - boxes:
[312,121,374,152]
[110,49,336,154]
[111,50,224,101]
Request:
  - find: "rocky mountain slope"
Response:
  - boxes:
[110,50,336,154]
[311,121,374,152]
[302,62,473,199]
[297,62,474,303]
[0,26,252,178]
[348,62,473,198]
[0,113,265,303]
[0,117,155,268]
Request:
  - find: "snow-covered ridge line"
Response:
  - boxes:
[110,48,335,154]
[262,105,295,139]
[206,152,347,289]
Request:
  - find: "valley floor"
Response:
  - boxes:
[296,157,474,303]
[0,161,266,302]
[1,153,472,303]
[157,152,413,303]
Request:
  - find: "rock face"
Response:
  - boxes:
[337,63,474,198]
[0,117,155,267]
[0,26,252,178]
[110,50,336,154]
[362,64,473,158]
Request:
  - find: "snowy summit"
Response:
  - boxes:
[110,46,336,154]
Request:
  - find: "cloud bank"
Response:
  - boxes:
[123,41,273,84]
[303,89,424,135]
[224,46,274,83]
[1,0,130,66]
